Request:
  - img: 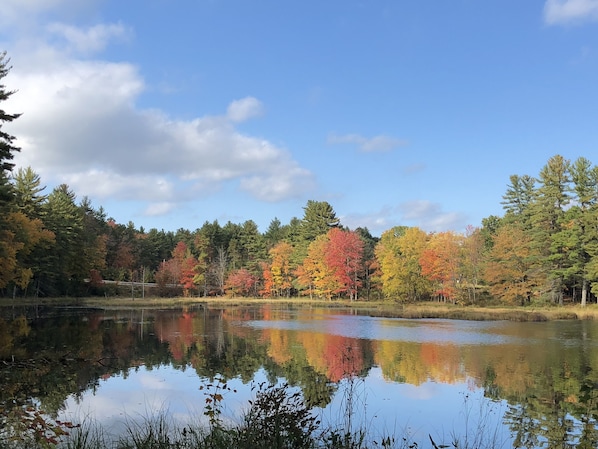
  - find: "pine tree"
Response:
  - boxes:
[0,52,21,213]
[0,52,24,295]
[528,155,571,305]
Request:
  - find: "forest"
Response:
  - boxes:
[1,53,598,305]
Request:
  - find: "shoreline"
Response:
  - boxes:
[2,296,597,321]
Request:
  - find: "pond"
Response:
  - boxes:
[1,303,598,448]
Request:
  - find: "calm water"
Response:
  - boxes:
[1,304,598,448]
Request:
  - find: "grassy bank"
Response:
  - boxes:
[2,295,598,321]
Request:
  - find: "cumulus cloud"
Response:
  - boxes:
[1,0,99,29]
[544,0,598,25]
[341,200,467,234]
[5,19,314,216]
[340,207,395,233]
[399,200,467,232]
[327,133,406,152]
[226,97,264,122]
[47,22,132,55]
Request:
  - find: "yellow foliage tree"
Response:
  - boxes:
[0,211,54,290]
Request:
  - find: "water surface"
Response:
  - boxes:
[1,304,597,447]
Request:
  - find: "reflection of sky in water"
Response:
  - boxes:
[240,315,519,345]
[58,365,510,447]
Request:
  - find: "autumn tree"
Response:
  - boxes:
[0,212,54,294]
[0,52,22,289]
[268,241,294,297]
[225,268,257,297]
[298,234,340,300]
[461,225,485,304]
[171,241,200,296]
[192,234,210,296]
[355,227,379,300]
[105,220,138,281]
[419,231,462,303]
[79,197,108,281]
[375,226,431,302]
[484,223,538,305]
[326,228,364,300]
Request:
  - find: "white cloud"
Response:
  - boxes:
[340,207,395,233]
[144,202,176,217]
[327,133,406,152]
[1,0,99,29]
[47,22,132,55]
[399,200,467,232]
[544,0,598,25]
[226,96,264,122]
[5,23,314,214]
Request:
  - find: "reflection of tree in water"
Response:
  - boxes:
[0,308,172,437]
[4,305,598,447]
[501,364,598,449]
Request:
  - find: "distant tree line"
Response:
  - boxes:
[1,53,598,304]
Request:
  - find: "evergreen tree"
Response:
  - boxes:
[264,217,285,248]
[501,174,535,227]
[295,200,340,264]
[0,52,21,213]
[300,200,340,242]
[42,184,84,295]
[564,157,598,305]
[528,155,571,305]
[12,167,47,220]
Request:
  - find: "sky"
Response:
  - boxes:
[1,0,598,236]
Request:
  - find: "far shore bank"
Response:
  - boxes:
[2,296,598,321]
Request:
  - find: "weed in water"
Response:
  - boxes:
[234,382,319,449]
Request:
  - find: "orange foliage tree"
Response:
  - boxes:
[484,223,538,305]
[299,234,340,300]
[419,231,463,303]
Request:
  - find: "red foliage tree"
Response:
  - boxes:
[225,268,257,297]
[325,228,364,300]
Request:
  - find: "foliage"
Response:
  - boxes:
[419,231,462,303]
[225,268,257,297]
[483,223,538,305]
[1,145,598,306]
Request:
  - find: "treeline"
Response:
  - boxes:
[2,158,598,305]
[1,54,598,304]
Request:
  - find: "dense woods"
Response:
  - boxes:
[1,54,598,305]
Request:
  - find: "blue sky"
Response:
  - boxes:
[2,0,598,235]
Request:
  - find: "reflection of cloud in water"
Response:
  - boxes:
[400,382,438,400]
[138,373,170,390]
[58,366,274,436]
[240,316,517,345]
